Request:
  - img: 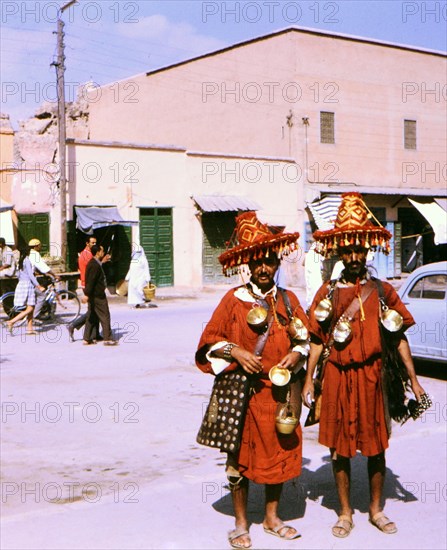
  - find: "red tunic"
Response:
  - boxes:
[78,247,93,288]
[196,286,309,484]
[309,280,415,458]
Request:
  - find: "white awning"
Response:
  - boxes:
[408,198,447,245]
[0,210,15,244]
[75,206,138,235]
[192,195,261,212]
[0,198,13,213]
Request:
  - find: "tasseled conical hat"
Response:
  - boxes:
[313,192,391,257]
[218,211,300,276]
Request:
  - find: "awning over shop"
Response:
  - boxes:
[304,183,447,203]
[408,198,447,245]
[192,195,261,212]
[0,198,15,244]
[75,206,138,235]
[306,194,342,230]
[0,211,14,244]
[0,198,13,214]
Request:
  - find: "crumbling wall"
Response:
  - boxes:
[12,85,90,213]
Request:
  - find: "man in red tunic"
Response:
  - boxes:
[302,193,426,538]
[196,212,309,549]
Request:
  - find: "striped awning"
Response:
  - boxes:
[306,194,342,230]
[192,195,261,213]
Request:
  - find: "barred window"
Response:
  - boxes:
[320,112,335,144]
[404,119,417,149]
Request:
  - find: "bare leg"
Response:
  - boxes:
[367,452,396,532]
[7,306,33,329]
[230,477,251,548]
[263,483,299,538]
[26,308,35,332]
[331,449,353,536]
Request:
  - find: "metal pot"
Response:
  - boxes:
[275,414,299,434]
[333,318,353,343]
[314,298,333,322]
[381,308,404,332]
[275,401,299,434]
[246,304,268,329]
[269,366,291,386]
[288,317,309,341]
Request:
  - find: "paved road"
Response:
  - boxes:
[1,288,446,549]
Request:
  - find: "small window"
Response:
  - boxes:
[408,274,446,300]
[320,112,335,144]
[404,119,417,150]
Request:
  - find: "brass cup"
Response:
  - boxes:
[381,309,404,332]
[275,415,299,434]
[269,366,291,386]
[288,317,309,341]
[314,298,333,322]
[333,319,353,344]
[246,305,268,328]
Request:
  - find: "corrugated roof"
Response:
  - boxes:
[192,195,261,212]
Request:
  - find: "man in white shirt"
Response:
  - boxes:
[28,238,58,319]
[0,238,16,277]
[0,238,16,294]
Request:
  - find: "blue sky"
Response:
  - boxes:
[1,0,446,128]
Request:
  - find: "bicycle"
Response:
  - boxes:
[0,282,81,326]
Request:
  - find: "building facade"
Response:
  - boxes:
[6,28,447,287]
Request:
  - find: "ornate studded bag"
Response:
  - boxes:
[196,369,252,453]
[196,313,273,454]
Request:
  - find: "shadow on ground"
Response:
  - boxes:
[212,454,418,524]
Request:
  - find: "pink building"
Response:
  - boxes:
[12,28,447,286]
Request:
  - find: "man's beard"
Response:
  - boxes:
[344,262,367,280]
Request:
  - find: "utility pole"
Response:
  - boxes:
[53,0,77,263]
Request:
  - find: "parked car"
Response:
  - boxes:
[397,261,447,363]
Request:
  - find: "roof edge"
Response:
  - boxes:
[146,26,446,78]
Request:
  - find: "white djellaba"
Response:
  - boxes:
[125,245,151,307]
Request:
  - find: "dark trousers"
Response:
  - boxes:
[72,313,99,338]
[84,297,112,341]
[72,288,99,337]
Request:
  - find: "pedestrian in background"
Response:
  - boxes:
[28,238,58,320]
[125,244,150,308]
[83,245,117,346]
[0,237,16,294]
[68,236,111,342]
[304,241,323,310]
[6,246,45,335]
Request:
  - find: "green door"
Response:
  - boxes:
[17,213,50,254]
[139,208,173,287]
